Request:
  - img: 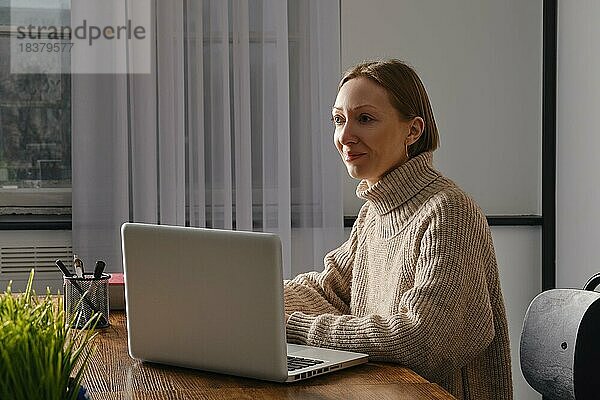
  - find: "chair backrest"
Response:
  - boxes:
[584,272,600,292]
[520,273,600,400]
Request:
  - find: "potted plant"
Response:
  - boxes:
[0,271,97,400]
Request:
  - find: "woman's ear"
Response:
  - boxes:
[407,117,425,146]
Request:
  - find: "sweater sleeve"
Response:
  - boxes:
[285,195,496,380]
[283,204,368,316]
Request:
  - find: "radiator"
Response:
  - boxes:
[0,230,72,293]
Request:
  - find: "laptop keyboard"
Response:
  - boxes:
[287,356,324,371]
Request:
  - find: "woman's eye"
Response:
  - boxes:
[358,114,373,123]
[332,115,344,125]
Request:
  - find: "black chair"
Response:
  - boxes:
[520,272,600,399]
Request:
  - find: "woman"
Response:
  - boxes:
[284,59,513,400]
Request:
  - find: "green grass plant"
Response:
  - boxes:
[0,271,97,400]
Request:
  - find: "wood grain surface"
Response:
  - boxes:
[82,312,456,400]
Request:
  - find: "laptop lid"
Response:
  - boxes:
[121,222,289,382]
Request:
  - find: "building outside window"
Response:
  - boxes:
[0,3,71,213]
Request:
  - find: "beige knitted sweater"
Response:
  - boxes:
[284,152,513,400]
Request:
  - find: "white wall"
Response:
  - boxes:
[556,1,600,289]
[340,1,543,398]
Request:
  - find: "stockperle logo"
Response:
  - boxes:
[10,0,151,74]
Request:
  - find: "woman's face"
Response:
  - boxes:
[332,77,423,187]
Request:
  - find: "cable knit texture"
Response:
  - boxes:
[284,152,513,400]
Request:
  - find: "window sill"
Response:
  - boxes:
[0,213,71,230]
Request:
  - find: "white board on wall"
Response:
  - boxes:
[340,0,543,216]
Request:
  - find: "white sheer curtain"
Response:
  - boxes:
[72,0,343,278]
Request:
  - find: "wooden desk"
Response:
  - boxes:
[82,312,456,399]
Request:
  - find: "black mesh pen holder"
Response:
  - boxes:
[64,273,110,329]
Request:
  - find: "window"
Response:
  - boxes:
[0,3,71,216]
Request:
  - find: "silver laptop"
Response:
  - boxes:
[120,222,368,382]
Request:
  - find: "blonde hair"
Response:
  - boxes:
[339,59,439,157]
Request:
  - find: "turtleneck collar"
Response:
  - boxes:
[356,151,440,216]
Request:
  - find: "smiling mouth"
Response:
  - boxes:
[344,153,366,162]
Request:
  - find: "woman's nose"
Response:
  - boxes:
[338,121,359,145]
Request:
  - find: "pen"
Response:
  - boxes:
[73,255,84,278]
[93,260,106,279]
[55,259,73,277]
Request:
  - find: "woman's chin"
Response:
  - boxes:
[345,166,367,181]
